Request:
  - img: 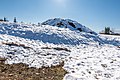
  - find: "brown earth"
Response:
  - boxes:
[0,58,67,80]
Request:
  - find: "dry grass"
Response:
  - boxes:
[41,47,71,52]
[0,58,67,80]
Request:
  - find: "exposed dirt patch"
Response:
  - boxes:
[41,47,71,52]
[2,42,31,49]
[68,22,76,28]
[0,58,67,80]
[117,46,120,48]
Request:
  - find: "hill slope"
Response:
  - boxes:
[42,18,97,35]
[0,22,102,45]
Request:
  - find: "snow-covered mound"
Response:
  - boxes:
[0,21,120,80]
[0,22,102,45]
[42,18,97,35]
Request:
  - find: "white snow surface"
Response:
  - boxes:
[42,18,97,35]
[0,22,120,80]
[0,22,105,45]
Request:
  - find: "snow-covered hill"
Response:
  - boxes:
[0,22,102,45]
[0,21,120,80]
[42,18,97,35]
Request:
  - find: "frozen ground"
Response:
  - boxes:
[0,21,120,80]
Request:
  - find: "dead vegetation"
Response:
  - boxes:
[117,46,120,48]
[0,58,67,80]
[2,42,31,49]
[41,47,71,52]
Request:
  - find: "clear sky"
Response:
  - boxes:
[0,0,120,32]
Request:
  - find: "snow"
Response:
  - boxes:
[0,22,104,45]
[0,21,120,80]
[42,18,97,35]
[0,34,70,68]
[63,44,120,80]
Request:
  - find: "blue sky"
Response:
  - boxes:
[0,0,120,32]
